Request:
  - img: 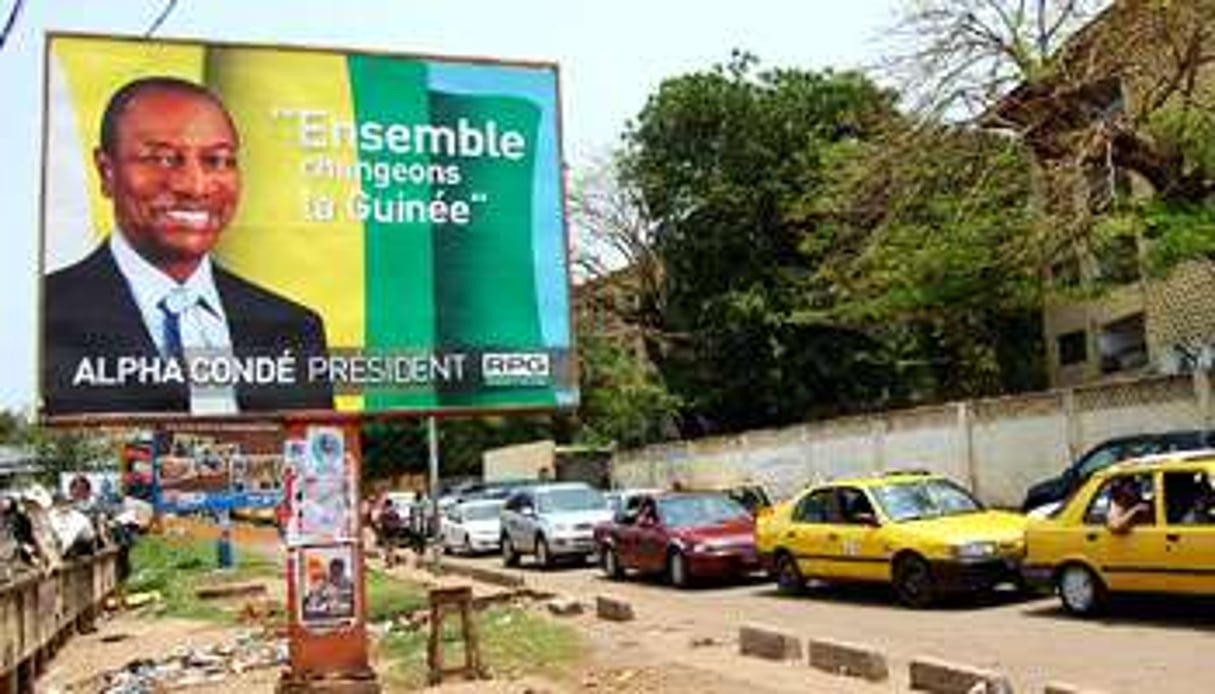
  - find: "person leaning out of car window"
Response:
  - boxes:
[1106,476,1152,534]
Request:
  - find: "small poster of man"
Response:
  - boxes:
[306,427,345,478]
[298,545,357,628]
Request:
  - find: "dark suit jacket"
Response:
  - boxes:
[42,244,333,416]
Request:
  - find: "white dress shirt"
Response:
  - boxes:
[109,231,239,414]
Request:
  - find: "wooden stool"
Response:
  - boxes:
[426,586,484,685]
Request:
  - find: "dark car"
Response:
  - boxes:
[1021,430,1215,512]
[593,492,760,588]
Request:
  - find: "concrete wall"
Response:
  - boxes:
[482,440,555,481]
[612,374,1215,508]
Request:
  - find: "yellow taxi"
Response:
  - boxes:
[1022,450,1215,616]
[756,472,1027,607]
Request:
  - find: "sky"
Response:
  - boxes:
[0,0,902,413]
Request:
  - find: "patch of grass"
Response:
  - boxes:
[365,568,428,623]
[379,606,582,688]
[127,533,278,623]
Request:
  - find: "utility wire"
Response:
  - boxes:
[145,0,179,37]
[0,0,26,52]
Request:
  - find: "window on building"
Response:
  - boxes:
[1058,330,1088,367]
[1099,313,1148,374]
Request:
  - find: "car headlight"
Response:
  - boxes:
[952,541,997,559]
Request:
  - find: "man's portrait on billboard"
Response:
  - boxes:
[42,76,333,416]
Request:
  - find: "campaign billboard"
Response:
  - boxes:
[39,33,575,421]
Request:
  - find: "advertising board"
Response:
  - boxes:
[40,34,575,421]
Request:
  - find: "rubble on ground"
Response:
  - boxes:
[96,630,286,694]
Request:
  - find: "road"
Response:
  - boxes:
[431,551,1215,693]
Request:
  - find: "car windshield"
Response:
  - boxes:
[461,502,503,522]
[537,487,606,513]
[871,479,983,522]
[658,495,749,528]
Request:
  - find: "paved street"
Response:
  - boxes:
[430,551,1215,693]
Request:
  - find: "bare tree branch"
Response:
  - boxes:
[0,0,26,52]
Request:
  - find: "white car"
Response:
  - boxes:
[440,499,505,555]
[500,482,612,568]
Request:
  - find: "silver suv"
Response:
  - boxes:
[501,482,611,568]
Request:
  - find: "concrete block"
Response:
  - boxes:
[595,595,634,622]
[909,656,1013,694]
[808,637,889,682]
[738,624,802,661]
[546,597,584,616]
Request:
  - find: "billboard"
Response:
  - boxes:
[39,34,575,421]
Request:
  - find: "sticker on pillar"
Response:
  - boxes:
[298,544,358,630]
[306,427,345,478]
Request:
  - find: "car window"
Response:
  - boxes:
[793,489,833,523]
[536,487,606,513]
[836,487,876,524]
[657,495,748,528]
[870,479,982,522]
[1164,471,1215,526]
[1084,473,1155,526]
[1077,443,1126,478]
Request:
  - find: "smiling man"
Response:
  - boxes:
[42,76,332,416]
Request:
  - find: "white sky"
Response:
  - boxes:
[0,0,902,412]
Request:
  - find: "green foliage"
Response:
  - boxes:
[575,328,680,447]
[620,53,904,432]
[812,125,1048,397]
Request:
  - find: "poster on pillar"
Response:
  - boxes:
[297,544,358,631]
[38,33,576,423]
[285,427,356,546]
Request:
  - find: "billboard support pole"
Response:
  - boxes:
[427,416,439,565]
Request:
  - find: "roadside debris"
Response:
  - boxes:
[97,630,286,694]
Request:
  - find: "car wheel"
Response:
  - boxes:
[502,534,519,567]
[536,535,553,569]
[601,544,624,580]
[893,554,936,609]
[775,552,805,594]
[1057,563,1106,616]
[668,549,691,589]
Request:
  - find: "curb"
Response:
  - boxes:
[426,561,526,589]
[909,656,1013,694]
[807,637,888,682]
[738,623,802,661]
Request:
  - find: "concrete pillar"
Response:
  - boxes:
[957,402,977,495]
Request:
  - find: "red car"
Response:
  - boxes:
[593,492,760,588]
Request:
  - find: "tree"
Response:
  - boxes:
[619,53,904,432]
[808,123,1049,398]
[891,0,1215,259]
